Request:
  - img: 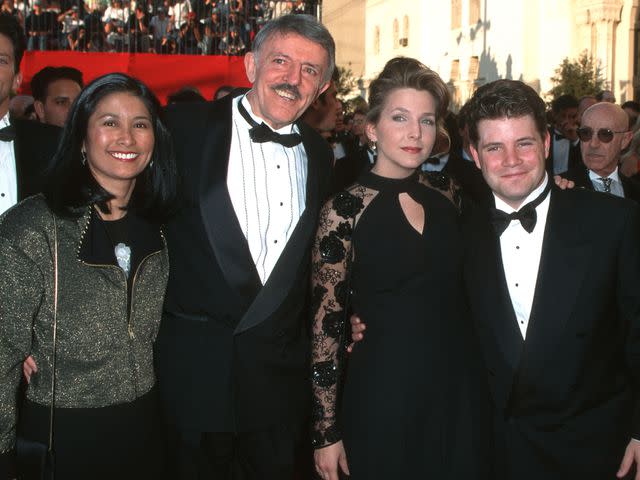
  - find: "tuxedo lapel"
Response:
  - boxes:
[518,189,589,381]
[12,122,25,200]
[235,123,323,334]
[469,210,524,371]
[199,96,262,308]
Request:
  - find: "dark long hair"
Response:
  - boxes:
[44,73,177,222]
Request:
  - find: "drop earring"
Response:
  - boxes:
[81,150,87,166]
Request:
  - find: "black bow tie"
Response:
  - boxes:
[237,99,302,148]
[554,132,566,141]
[0,124,15,142]
[490,182,551,236]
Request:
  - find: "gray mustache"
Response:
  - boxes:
[272,84,301,100]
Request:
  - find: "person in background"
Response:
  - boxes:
[0,14,60,215]
[30,65,83,127]
[212,84,234,100]
[562,102,640,202]
[546,94,581,175]
[621,100,640,130]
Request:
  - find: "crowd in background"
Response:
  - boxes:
[2,0,317,54]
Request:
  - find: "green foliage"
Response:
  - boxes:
[548,51,606,100]
[334,66,366,115]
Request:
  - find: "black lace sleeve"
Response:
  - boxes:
[310,191,363,449]
[419,171,463,211]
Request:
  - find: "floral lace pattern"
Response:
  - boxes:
[310,172,460,449]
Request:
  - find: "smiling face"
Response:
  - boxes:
[366,88,438,179]
[83,92,154,195]
[470,115,549,209]
[244,32,330,130]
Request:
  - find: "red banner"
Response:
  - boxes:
[18,51,253,104]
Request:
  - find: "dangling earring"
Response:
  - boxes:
[148,160,154,169]
[81,150,87,166]
[370,141,377,153]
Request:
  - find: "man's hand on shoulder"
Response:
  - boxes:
[553,175,575,190]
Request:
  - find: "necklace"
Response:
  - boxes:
[94,207,132,277]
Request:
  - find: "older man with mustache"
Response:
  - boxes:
[156,13,335,480]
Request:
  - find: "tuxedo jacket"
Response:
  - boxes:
[463,187,640,479]
[545,127,582,175]
[13,119,61,200]
[330,137,371,193]
[562,163,640,203]
[156,93,332,433]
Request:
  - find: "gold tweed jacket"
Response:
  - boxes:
[0,195,168,453]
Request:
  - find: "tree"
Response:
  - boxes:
[547,51,606,100]
[334,65,366,114]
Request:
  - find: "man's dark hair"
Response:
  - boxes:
[30,66,84,102]
[465,79,547,145]
[316,68,340,104]
[0,13,25,73]
[551,94,578,114]
[167,86,205,104]
[44,73,177,222]
[457,100,470,130]
[622,101,640,114]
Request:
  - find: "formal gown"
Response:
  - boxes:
[311,170,489,479]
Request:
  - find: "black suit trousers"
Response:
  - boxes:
[166,423,307,480]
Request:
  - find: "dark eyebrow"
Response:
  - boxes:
[95,112,152,121]
[390,107,436,116]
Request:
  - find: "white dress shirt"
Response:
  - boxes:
[494,175,551,339]
[227,95,307,284]
[0,113,17,215]
[588,167,625,198]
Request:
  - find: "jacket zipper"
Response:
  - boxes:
[76,213,165,398]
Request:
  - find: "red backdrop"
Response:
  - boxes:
[18,51,252,104]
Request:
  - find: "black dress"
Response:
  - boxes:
[311,170,490,478]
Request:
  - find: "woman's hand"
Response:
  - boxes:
[314,441,349,480]
[22,355,37,383]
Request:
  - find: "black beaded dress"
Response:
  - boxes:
[311,170,488,478]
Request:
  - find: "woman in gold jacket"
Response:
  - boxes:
[0,73,176,479]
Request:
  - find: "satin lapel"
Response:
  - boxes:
[234,124,322,334]
[199,95,261,306]
[469,210,524,371]
[12,123,25,200]
[520,189,589,379]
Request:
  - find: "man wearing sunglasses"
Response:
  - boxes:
[562,102,640,202]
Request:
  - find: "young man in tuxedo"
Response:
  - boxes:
[352,79,640,480]
[156,14,334,479]
[465,80,640,479]
[0,14,61,216]
[562,101,640,203]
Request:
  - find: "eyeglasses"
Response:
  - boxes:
[576,126,628,143]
